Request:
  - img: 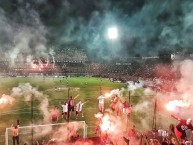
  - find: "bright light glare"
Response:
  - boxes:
[165,100,190,112]
[108,27,118,39]
[166,103,175,111]
[0,98,7,104]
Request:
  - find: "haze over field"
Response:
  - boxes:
[0,0,193,63]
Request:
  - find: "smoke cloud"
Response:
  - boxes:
[131,59,193,131]
[1,1,193,62]
[11,82,50,123]
[12,83,43,101]
[0,4,48,66]
[40,97,50,123]
[174,59,193,118]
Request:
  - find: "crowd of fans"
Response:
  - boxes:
[55,48,88,63]
[0,47,174,79]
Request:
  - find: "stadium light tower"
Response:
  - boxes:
[107,26,118,40]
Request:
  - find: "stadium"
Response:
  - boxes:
[0,46,192,145]
[1,1,193,145]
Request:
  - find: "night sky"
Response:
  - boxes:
[0,0,193,62]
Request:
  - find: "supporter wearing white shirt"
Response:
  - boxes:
[76,102,83,112]
[61,101,68,120]
[97,95,106,113]
[75,101,87,119]
[98,96,104,104]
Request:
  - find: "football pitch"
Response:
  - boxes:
[0,77,126,143]
[0,76,173,144]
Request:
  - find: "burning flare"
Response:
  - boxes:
[104,89,120,98]
[100,115,115,133]
[0,94,14,104]
[166,100,190,111]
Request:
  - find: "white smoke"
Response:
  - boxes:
[173,59,193,118]
[34,125,52,139]
[40,97,50,123]
[105,88,122,97]
[0,5,48,66]
[133,101,150,112]
[127,80,144,91]
[143,88,154,96]
[11,83,43,101]
[49,49,56,68]
[11,83,50,123]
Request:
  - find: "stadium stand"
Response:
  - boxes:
[0,47,176,82]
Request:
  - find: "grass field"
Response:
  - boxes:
[0,76,175,144]
[0,77,127,143]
